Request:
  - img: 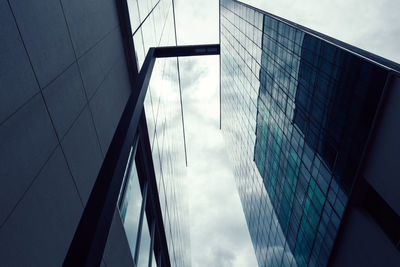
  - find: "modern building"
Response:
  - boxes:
[2,0,399,266]
[0,0,191,266]
[220,0,400,266]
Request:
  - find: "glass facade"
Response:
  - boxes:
[117,0,191,266]
[220,0,390,266]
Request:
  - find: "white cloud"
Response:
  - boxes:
[174,0,260,264]
[175,0,219,44]
[181,56,258,267]
[244,0,400,63]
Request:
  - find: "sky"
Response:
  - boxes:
[179,55,259,267]
[244,0,400,63]
[174,0,259,266]
[173,0,400,266]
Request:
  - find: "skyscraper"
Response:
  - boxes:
[0,0,190,266]
[121,0,191,266]
[220,0,400,266]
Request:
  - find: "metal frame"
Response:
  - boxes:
[148,221,156,267]
[133,181,148,265]
[63,44,219,267]
[132,110,173,267]
[136,111,171,267]
[117,137,139,211]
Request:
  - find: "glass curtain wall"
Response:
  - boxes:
[220,1,294,266]
[220,0,389,266]
[117,0,191,266]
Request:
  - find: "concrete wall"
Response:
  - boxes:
[0,0,133,266]
[330,209,400,267]
[364,75,400,215]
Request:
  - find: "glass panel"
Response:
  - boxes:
[137,213,151,267]
[127,0,140,33]
[127,0,190,266]
[152,252,157,267]
[118,157,143,258]
[133,28,145,70]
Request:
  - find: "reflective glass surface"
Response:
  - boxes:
[220,0,389,266]
[146,56,190,267]
[137,213,151,267]
[118,152,142,257]
[152,252,157,267]
[124,0,191,266]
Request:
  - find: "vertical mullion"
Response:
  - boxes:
[134,182,149,265]
[148,221,156,267]
[118,136,140,210]
[158,251,162,267]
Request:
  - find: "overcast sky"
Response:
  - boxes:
[175,0,259,265]
[245,0,400,63]
[174,0,400,266]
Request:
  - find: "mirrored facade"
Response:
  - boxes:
[220,0,394,266]
[117,0,190,266]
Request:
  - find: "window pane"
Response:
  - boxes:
[137,213,151,267]
[118,158,143,258]
[152,252,157,267]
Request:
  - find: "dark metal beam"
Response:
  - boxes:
[63,43,220,267]
[133,182,148,266]
[137,111,171,267]
[155,44,220,58]
[63,48,156,267]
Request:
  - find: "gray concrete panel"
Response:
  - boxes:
[89,57,131,155]
[77,43,106,100]
[78,27,125,100]
[364,76,400,215]
[0,1,39,123]
[96,27,126,79]
[9,0,75,87]
[60,0,120,57]
[43,63,86,138]
[0,147,82,267]
[0,94,58,225]
[61,107,103,204]
[331,209,400,266]
[103,210,134,267]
